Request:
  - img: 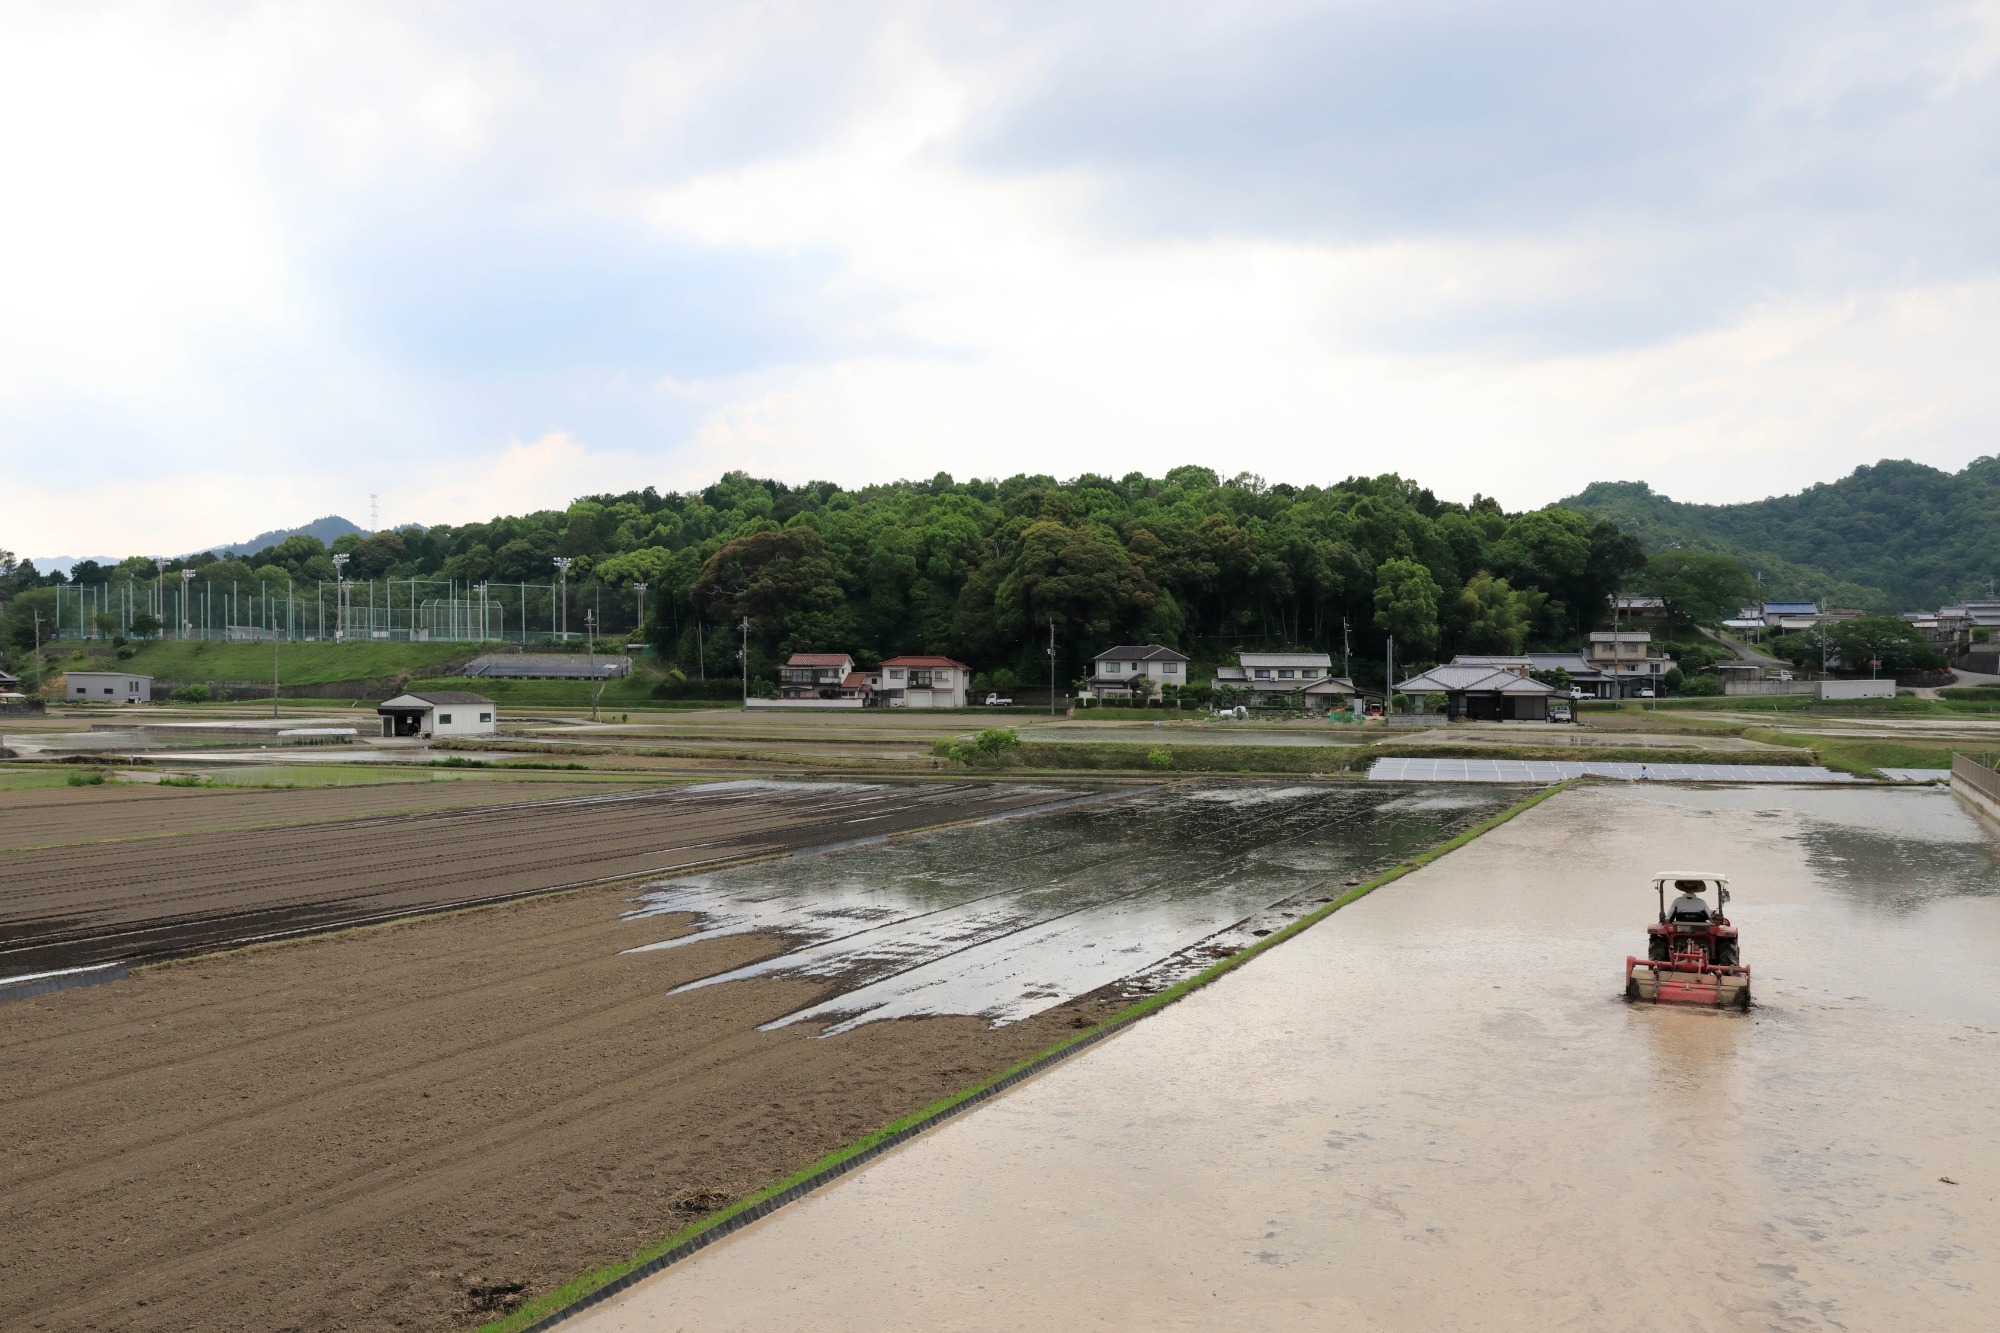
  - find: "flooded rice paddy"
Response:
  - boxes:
[624,783,1517,1033]
[579,782,2000,1332]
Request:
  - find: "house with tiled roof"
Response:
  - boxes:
[779,652,857,700]
[1088,644,1189,699]
[878,655,971,708]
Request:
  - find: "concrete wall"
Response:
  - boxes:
[1722,680,1813,696]
[746,697,864,709]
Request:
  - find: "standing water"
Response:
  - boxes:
[579,783,2000,1332]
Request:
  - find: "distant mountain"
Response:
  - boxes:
[208,515,367,558]
[1561,458,2000,611]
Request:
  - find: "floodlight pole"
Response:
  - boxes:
[273,625,281,718]
[154,557,167,638]
[553,558,573,642]
[331,554,350,642]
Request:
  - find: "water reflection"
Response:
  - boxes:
[624,784,1517,1033]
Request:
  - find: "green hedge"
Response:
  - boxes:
[1013,742,1353,773]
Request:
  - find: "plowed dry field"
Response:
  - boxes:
[0,778,1101,1333]
[1,780,1073,976]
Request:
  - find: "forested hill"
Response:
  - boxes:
[4,470,1650,685]
[1561,458,2000,611]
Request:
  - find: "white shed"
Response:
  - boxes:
[376,691,497,739]
[66,671,153,704]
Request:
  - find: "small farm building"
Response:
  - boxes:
[66,671,152,704]
[376,690,497,739]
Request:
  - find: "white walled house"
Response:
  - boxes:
[376,691,497,738]
[1210,652,1355,711]
[778,652,858,699]
[877,656,970,708]
[66,671,153,703]
[1088,645,1189,698]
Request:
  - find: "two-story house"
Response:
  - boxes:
[1089,644,1190,699]
[1585,632,1675,694]
[779,652,857,700]
[1210,652,1357,712]
[878,656,971,708]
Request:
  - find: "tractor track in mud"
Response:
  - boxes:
[0,780,1080,977]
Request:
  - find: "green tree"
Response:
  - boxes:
[692,526,855,655]
[1828,616,1942,674]
[1373,556,1441,652]
[1643,551,1756,627]
[1455,571,1542,654]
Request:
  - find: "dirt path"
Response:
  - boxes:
[0,781,1076,975]
[0,880,1116,1332]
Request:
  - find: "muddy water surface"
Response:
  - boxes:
[577,783,2000,1332]
[623,784,1515,1033]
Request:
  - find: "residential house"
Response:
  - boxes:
[1586,632,1675,694]
[1396,663,1554,721]
[779,652,857,700]
[1210,651,1358,712]
[1088,644,1189,699]
[1451,653,1616,699]
[877,656,971,708]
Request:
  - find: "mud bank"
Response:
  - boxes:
[572,783,2000,1332]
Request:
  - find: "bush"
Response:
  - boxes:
[169,683,213,703]
[650,673,746,700]
[1679,674,1723,696]
[66,771,106,786]
[1146,746,1174,770]
[933,726,1023,766]
[1661,667,1685,693]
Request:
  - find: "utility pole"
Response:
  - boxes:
[632,583,648,641]
[586,609,602,721]
[739,616,749,705]
[1048,618,1056,717]
[33,611,42,695]
[181,569,195,639]
[1342,617,1351,681]
[154,557,167,637]
[553,557,573,641]
[1385,634,1395,719]
[272,624,281,718]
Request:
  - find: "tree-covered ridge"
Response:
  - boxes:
[3,469,1649,686]
[1561,457,2000,611]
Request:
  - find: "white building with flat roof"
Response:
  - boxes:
[66,671,152,703]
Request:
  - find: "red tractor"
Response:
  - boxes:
[1625,872,1750,1010]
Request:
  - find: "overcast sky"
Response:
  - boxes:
[5,1,1998,556]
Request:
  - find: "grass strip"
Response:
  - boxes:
[477,778,1575,1333]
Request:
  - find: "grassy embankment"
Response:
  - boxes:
[115,640,473,685]
[476,779,1574,1333]
[979,739,1821,776]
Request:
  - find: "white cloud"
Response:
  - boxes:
[3,1,1997,559]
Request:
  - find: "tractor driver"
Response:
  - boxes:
[1667,880,1713,922]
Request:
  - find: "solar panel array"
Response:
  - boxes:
[1878,768,1949,783]
[1367,757,1857,784]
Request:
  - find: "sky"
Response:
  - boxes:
[3,0,1998,557]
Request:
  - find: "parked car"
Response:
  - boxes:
[1548,702,1573,723]
[984,693,1013,706]
[1636,686,1656,699]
